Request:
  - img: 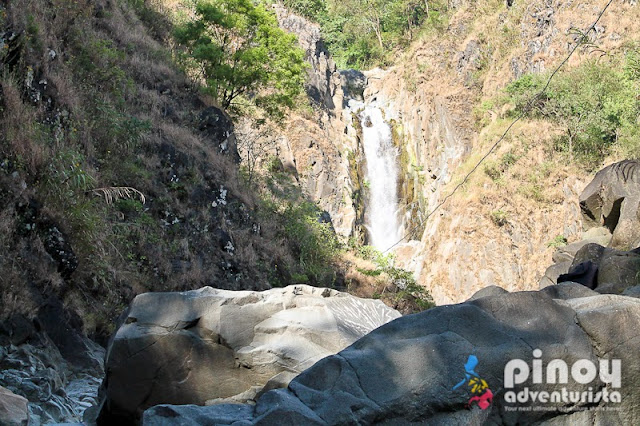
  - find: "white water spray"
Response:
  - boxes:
[356,102,401,251]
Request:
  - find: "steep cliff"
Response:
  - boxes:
[0,0,353,421]
[241,5,368,239]
[271,0,639,304]
[386,0,639,304]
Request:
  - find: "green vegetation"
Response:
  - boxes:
[490,209,508,227]
[354,244,435,311]
[504,50,640,168]
[246,158,342,287]
[280,201,341,285]
[282,0,448,69]
[547,235,568,248]
[174,0,307,118]
[281,0,326,19]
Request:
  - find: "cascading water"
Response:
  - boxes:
[354,101,401,251]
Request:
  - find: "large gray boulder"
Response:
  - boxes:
[144,290,640,425]
[540,281,599,300]
[0,386,28,426]
[557,243,640,294]
[98,285,400,423]
[579,160,640,250]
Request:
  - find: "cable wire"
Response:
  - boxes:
[381,0,616,254]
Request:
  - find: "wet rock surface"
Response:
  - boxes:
[0,326,104,425]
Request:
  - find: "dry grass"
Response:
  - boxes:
[0,77,49,174]
[0,0,319,334]
[90,186,146,205]
[365,0,640,304]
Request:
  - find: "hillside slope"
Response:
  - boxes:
[361,0,640,303]
[0,0,327,344]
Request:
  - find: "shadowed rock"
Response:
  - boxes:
[579,160,640,250]
[557,243,640,294]
[0,386,29,426]
[143,290,640,425]
[98,285,400,424]
[198,106,240,163]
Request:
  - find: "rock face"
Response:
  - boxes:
[98,285,400,423]
[0,308,105,425]
[0,386,28,426]
[363,55,585,305]
[580,160,640,250]
[340,69,367,102]
[273,5,341,111]
[0,341,104,425]
[198,106,240,163]
[262,5,362,239]
[557,243,640,294]
[144,286,640,425]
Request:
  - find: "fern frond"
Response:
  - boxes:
[89,186,146,205]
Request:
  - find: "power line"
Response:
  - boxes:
[382,0,616,254]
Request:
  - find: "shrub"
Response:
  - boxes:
[624,44,640,81]
[490,209,508,227]
[353,244,435,311]
[505,57,640,168]
[547,235,567,248]
[73,39,133,101]
[484,161,502,181]
[282,0,327,19]
[278,200,342,286]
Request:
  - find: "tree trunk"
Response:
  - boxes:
[374,16,383,50]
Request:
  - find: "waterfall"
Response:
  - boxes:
[356,102,401,251]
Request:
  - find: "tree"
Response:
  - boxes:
[282,0,327,20]
[330,0,385,49]
[319,0,433,68]
[506,59,640,167]
[174,0,307,117]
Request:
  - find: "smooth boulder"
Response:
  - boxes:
[98,285,400,423]
[144,289,640,425]
[0,386,28,426]
[579,160,640,250]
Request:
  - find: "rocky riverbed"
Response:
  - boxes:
[3,161,640,425]
[0,318,104,424]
